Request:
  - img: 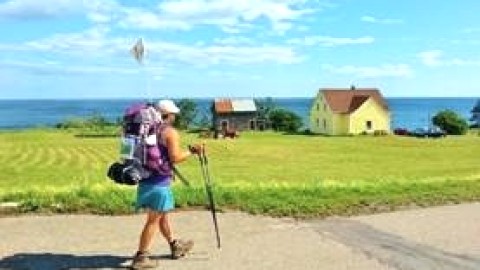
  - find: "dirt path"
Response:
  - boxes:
[1,203,480,270]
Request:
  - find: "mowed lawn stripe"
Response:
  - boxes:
[1,129,479,216]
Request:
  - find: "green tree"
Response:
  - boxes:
[269,108,303,133]
[432,110,468,135]
[470,99,480,128]
[255,97,276,119]
[174,99,197,130]
[195,108,212,130]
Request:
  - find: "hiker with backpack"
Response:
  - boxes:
[131,99,203,269]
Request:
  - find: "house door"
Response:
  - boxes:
[249,120,255,130]
[258,120,265,131]
[221,120,228,131]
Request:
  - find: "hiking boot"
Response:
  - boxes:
[130,251,157,269]
[169,239,194,259]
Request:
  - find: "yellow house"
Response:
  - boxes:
[310,88,390,135]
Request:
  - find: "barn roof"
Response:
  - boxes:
[213,99,257,113]
[213,99,233,113]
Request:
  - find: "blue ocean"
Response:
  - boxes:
[0,98,477,130]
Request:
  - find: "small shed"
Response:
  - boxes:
[212,98,262,132]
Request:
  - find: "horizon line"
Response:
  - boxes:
[0,96,479,101]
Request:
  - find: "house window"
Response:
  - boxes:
[316,103,320,111]
[221,120,228,131]
[249,120,255,130]
[316,118,320,127]
[323,103,327,111]
[366,121,372,130]
[323,119,327,129]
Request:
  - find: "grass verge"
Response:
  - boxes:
[2,178,480,218]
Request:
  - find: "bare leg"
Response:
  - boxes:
[159,212,194,259]
[137,210,164,253]
[159,212,174,244]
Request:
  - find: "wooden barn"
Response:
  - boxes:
[212,99,266,134]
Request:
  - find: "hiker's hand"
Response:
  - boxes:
[188,144,203,155]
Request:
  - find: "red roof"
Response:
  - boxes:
[213,99,257,113]
[348,95,370,112]
[214,99,233,113]
[320,88,388,113]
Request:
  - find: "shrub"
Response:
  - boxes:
[301,129,313,135]
[268,108,303,133]
[56,113,115,129]
[470,99,480,127]
[374,130,389,136]
[432,110,468,135]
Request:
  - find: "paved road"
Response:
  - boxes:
[1,203,480,269]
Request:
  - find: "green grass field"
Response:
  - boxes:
[1,129,479,217]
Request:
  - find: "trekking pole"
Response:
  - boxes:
[197,147,221,249]
[172,166,191,187]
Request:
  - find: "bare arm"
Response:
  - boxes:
[164,127,192,164]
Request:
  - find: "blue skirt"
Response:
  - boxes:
[136,183,174,213]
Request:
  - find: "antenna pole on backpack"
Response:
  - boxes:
[131,37,153,102]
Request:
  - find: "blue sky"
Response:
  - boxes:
[1,0,479,99]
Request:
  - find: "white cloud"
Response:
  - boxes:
[296,25,310,32]
[0,27,301,68]
[450,39,480,45]
[322,64,413,78]
[83,1,122,23]
[119,0,319,34]
[418,50,480,67]
[119,8,192,30]
[158,0,309,22]
[1,60,142,75]
[213,36,254,45]
[417,50,443,67]
[462,27,480,34]
[0,0,82,19]
[0,28,109,53]
[87,12,111,23]
[361,15,403,25]
[22,27,119,55]
[0,0,119,22]
[0,0,325,34]
[207,70,238,79]
[147,41,301,65]
[288,35,374,47]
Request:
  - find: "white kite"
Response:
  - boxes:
[130,38,145,64]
